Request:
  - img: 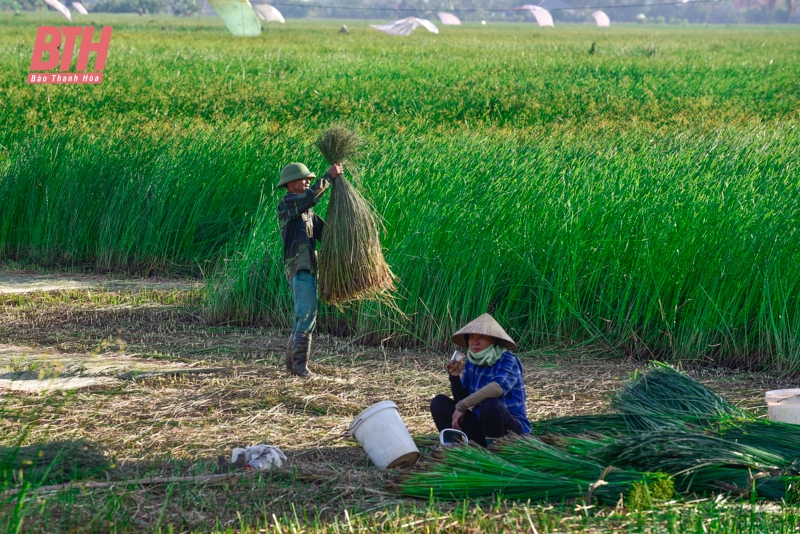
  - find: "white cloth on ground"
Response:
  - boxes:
[230,444,287,471]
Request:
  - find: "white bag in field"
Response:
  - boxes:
[231,444,287,471]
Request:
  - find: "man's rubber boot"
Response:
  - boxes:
[285,334,294,373]
[291,332,312,377]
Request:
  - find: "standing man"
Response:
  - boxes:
[277,161,343,376]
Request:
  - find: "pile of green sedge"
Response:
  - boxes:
[399,363,800,507]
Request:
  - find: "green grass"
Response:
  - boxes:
[2,16,800,369]
[6,482,800,533]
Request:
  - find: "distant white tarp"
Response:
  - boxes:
[417,18,439,33]
[207,0,261,36]
[72,1,88,14]
[44,0,72,21]
[592,10,610,26]
[437,12,461,25]
[370,17,439,36]
[517,5,554,27]
[253,4,285,22]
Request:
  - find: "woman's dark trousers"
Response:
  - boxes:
[430,395,523,447]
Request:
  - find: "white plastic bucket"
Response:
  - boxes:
[765,389,800,424]
[349,400,420,469]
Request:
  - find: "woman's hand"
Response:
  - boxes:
[451,409,465,430]
[446,360,465,376]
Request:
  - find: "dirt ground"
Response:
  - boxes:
[0,271,794,531]
[0,270,200,294]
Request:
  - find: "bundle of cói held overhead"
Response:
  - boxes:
[315,126,396,304]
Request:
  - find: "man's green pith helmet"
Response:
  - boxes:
[278,163,316,188]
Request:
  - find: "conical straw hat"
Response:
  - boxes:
[451,313,517,350]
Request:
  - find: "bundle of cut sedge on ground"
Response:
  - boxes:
[315,126,396,304]
[398,363,800,506]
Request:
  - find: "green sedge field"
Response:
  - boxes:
[2,15,800,369]
[1,14,800,532]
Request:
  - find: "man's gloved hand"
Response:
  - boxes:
[327,163,343,178]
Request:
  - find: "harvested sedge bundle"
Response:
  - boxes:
[399,439,668,504]
[491,436,670,504]
[401,364,800,504]
[611,362,746,429]
[591,431,792,496]
[530,414,640,438]
[492,435,610,479]
[315,126,395,303]
[592,431,788,475]
[398,445,595,502]
[719,420,800,460]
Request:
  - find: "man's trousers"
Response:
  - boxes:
[290,270,317,334]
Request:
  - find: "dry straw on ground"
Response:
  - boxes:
[0,284,789,530]
[315,126,395,304]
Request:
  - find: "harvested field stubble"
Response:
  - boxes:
[2,18,800,371]
[0,288,799,531]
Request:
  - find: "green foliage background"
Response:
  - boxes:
[1,15,799,368]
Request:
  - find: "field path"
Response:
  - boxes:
[0,270,200,294]
[0,344,225,392]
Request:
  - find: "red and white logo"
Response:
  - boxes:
[28,26,112,85]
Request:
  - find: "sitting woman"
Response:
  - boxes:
[430,313,530,447]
